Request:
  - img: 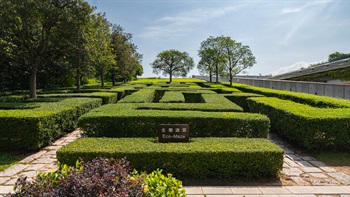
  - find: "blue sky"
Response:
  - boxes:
[87,0,350,77]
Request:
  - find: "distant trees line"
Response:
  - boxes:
[0,0,143,98]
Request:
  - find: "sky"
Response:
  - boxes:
[86,0,350,77]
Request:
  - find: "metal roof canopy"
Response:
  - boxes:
[271,58,350,80]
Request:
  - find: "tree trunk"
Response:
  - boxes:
[229,70,233,87]
[209,70,212,82]
[169,69,173,83]
[100,69,104,87]
[76,67,81,91]
[215,64,219,83]
[29,68,37,98]
[111,70,116,86]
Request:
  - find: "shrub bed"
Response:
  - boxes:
[37,92,119,104]
[201,94,243,111]
[57,138,284,179]
[248,97,350,150]
[78,104,269,138]
[159,91,185,103]
[118,89,155,103]
[230,83,350,108]
[0,98,102,150]
[224,93,264,112]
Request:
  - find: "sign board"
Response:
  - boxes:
[158,124,189,143]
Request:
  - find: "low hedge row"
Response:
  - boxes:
[229,83,350,108]
[201,94,243,111]
[224,93,264,112]
[57,138,284,179]
[0,98,102,150]
[248,97,350,150]
[118,89,155,103]
[37,92,119,104]
[159,91,185,103]
[78,104,269,138]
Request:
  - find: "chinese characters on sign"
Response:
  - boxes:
[158,124,189,143]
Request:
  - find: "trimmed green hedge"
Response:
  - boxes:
[248,97,350,150]
[37,92,119,104]
[118,89,155,103]
[224,93,264,112]
[229,83,350,108]
[57,138,284,179]
[0,98,102,150]
[78,104,269,138]
[159,91,185,103]
[201,94,242,111]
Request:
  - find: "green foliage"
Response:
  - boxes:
[142,169,186,197]
[12,157,144,197]
[0,98,102,150]
[57,138,284,179]
[230,83,350,108]
[224,93,264,112]
[78,103,268,138]
[118,89,155,103]
[134,78,203,83]
[37,92,119,104]
[248,97,350,150]
[151,49,195,82]
[328,51,350,62]
[159,91,185,103]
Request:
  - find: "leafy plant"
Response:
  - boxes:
[142,169,186,197]
[11,157,144,197]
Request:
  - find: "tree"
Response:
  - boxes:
[197,36,225,83]
[151,49,194,82]
[220,36,256,86]
[328,52,350,62]
[0,0,97,96]
[90,13,115,87]
[110,25,143,84]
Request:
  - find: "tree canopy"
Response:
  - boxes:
[0,0,143,96]
[328,52,350,62]
[197,36,256,85]
[151,49,194,82]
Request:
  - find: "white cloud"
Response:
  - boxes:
[138,6,240,38]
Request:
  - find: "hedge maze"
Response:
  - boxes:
[3,79,349,179]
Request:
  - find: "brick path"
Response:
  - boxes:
[1,129,350,196]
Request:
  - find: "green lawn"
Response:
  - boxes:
[312,152,350,166]
[0,152,29,171]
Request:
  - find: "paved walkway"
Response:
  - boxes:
[1,129,350,196]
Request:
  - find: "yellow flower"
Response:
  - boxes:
[143,185,149,193]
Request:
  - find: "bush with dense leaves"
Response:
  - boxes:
[11,157,145,197]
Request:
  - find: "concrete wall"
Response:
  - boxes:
[193,75,350,100]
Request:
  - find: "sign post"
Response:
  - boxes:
[158,124,189,143]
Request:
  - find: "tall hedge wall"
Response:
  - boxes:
[0,98,102,150]
[248,97,350,150]
[78,104,269,138]
[57,138,284,179]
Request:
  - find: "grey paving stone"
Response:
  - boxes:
[286,154,302,161]
[309,173,328,178]
[283,168,304,176]
[19,170,38,179]
[0,177,10,184]
[308,161,326,168]
[202,187,233,195]
[187,195,205,197]
[19,150,47,164]
[284,158,300,167]
[328,172,350,185]
[300,167,323,173]
[309,178,340,186]
[290,177,311,186]
[25,164,46,171]
[300,156,317,161]
[185,187,203,195]
[295,161,314,167]
[258,186,291,194]
[230,186,262,194]
[0,185,14,195]
[319,167,337,173]
[0,164,28,177]
[4,177,18,186]
[32,158,55,164]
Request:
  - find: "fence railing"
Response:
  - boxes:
[192,75,350,100]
